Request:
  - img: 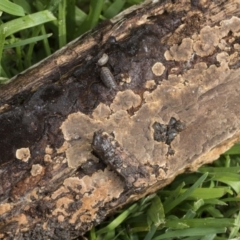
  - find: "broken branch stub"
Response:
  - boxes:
[1,0,240,238]
[92,130,149,189]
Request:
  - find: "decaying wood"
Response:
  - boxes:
[1,0,240,238]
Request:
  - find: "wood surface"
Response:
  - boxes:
[1,0,240,238]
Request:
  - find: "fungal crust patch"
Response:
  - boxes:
[15,148,31,162]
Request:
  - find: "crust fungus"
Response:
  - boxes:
[164,38,193,61]
[45,145,53,154]
[0,203,12,215]
[92,103,111,119]
[151,62,165,76]
[44,154,52,162]
[193,26,219,57]
[66,142,97,168]
[53,169,125,225]
[15,148,31,162]
[30,164,43,176]
[145,80,156,89]
[110,89,141,112]
[219,16,240,38]
[216,52,229,65]
[121,74,132,83]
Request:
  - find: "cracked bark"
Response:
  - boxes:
[1,0,240,239]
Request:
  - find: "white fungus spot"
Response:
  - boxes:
[31,164,43,176]
[151,62,165,76]
[145,80,156,89]
[16,148,31,162]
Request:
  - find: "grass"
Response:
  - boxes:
[0,0,145,83]
[0,1,240,240]
[87,146,240,240]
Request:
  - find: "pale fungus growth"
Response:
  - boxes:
[121,75,132,83]
[15,148,31,162]
[145,80,156,89]
[216,52,229,65]
[66,142,97,168]
[234,43,240,50]
[218,39,230,51]
[193,26,219,57]
[92,103,111,119]
[219,16,240,38]
[110,89,141,112]
[66,169,124,224]
[44,154,52,163]
[229,52,240,66]
[30,164,43,176]
[58,215,65,222]
[0,203,12,215]
[45,145,53,154]
[57,141,69,154]
[151,62,165,76]
[164,38,193,61]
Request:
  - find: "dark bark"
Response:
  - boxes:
[1,0,240,239]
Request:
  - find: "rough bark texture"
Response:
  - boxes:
[1,0,240,239]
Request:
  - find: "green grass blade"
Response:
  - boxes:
[75,0,104,37]
[183,187,231,200]
[66,0,75,41]
[162,182,185,205]
[3,34,52,49]
[192,199,205,212]
[152,227,226,240]
[104,0,125,19]
[75,6,87,26]
[210,172,240,193]
[96,203,138,234]
[0,76,9,84]
[199,205,224,218]
[0,28,5,76]
[15,45,23,72]
[13,0,31,14]
[147,195,165,226]
[222,143,240,155]
[89,226,96,240]
[144,225,158,240]
[58,0,67,48]
[25,26,41,68]
[0,0,25,16]
[40,25,51,56]
[0,10,56,37]
[163,173,208,214]
[229,211,240,238]
[199,167,240,174]
[201,234,216,240]
[47,0,63,12]
[165,218,235,229]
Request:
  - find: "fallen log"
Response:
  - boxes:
[1,0,240,238]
